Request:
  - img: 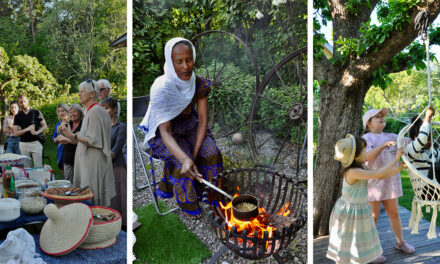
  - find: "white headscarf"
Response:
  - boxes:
[139,37,197,145]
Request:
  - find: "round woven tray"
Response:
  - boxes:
[42,187,94,202]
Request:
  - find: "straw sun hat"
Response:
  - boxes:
[39,203,93,256]
[334,134,356,168]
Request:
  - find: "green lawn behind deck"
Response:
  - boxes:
[134,201,211,264]
[398,169,440,226]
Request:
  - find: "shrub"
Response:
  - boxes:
[384,117,408,135]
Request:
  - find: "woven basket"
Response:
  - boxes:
[42,187,94,207]
[79,206,121,249]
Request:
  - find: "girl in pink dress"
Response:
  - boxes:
[362,108,415,254]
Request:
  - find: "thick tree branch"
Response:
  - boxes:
[349,1,440,85]
[330,0,379,45]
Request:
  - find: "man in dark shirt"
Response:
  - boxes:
[13,95,47,168]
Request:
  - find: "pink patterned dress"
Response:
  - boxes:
[363,132,403,201]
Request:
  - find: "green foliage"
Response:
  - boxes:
[383,117,407,135]
[34,94,80,137]
[346,0,372,15]
[133,0,217,95]
[365,65,440,115]
[314,0,439,91]
[198,63,255,133]
[0,0,127,94]
[0,47,66,113]
[134,0,306,96]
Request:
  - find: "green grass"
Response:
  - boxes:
[43,141,62,180]
[398,169,440,226]
[134,201,211,264]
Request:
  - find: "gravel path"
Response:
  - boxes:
[132,124,307,264]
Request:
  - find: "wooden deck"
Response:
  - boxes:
[313,206,440,263]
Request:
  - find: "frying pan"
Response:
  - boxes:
[200,178,259,221]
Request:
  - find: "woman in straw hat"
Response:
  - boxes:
[139,37,223,219]
[327,134,405,264]
[59,79,115,207]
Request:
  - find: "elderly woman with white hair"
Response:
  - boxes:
[97,78,121,117]
[60,79,116,207]
[97,79,112,101]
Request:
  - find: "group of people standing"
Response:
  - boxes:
[2,79,127,226]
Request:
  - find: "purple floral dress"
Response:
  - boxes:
[148,76,223,216]
[363,132,403,201]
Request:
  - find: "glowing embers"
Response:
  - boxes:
[207,168,306,261]
[220,192,292,240]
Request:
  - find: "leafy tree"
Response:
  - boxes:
[365,65,440,115]
[0,0,126,95]
[313,0,440,236]
[133,0,306,96]
[41,0,126,92]
[0,46,64,114]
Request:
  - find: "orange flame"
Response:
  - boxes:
[277,202,292,217]
[220,193,292,241]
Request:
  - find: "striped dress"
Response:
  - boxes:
[406,121,439,177]
[327,177,382,264]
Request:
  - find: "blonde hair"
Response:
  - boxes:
[56,103,70,121]
[361,117,373,136]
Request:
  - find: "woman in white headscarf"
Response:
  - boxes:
[140,37,223,218]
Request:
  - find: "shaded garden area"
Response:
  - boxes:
[0,0,127,179]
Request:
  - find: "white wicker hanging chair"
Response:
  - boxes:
[397,119,440,239]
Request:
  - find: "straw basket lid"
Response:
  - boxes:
[334,134,356,168]
[39,203,93,256]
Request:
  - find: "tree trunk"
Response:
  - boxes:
[27,0,35,44]
[313,79,370,237]
[1,80,10,114]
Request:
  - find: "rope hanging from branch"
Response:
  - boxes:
[399,7,440,239]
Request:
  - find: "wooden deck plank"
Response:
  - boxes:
[313,205,440,263]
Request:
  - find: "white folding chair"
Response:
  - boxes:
[133,96,178,215]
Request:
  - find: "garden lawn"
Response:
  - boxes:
[134,201,211,264]
[398,169,440,226]
[43,141,62,180]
